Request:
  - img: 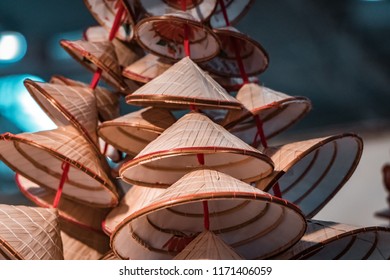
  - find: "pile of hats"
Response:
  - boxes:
[1,0,390,260]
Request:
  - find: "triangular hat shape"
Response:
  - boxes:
[50,75,120,121]
[201,27,268,77]
[174,230,243,260]
[98,107,176,157]
[273,220,390,260]
[210,0,255,28]
[256,134,363,218]
[112,169,306,260]
[135,12,220,62]
[223,83,312,143]
[16,174,110,232]
[0,125,118,207]
[126,57,242,110]
[120,112,274,187]
[0,204,63,260]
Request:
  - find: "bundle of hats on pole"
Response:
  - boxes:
[1,0,390,260]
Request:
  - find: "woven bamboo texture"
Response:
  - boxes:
[100,250,121,260]
[0,204,63,260]
[210,0,255,28]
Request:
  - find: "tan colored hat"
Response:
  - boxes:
[135,12,220,62]
[16,174,110,232]
[201,27,268,77]
[98,107,176,157]
[0,125,118,208]
[138,0,218,22]
[111,169,306,260]
[126,57,242,110]
[173,230,243,260]
[223,83,312,143]
[122,53,172,84]
[212,75,259,92]
[120,112,274,187]
[256,134,363,218]
[273,219,390,260]
[100,250,120,260]
[210,0,255,28]
[0,204,63,260]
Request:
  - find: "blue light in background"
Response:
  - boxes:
[0,31,27,63]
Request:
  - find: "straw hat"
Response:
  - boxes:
[273,219,390,260]
[256,134,363,218]
[137,0,218,22]
[210,0,255,28]
[173,230,243,260]
[100,250,121,260]
[212,75,259,92]
[222,83,312,143]
[0,125,118,208]
[120,112,274,187]
[135,12,220,62]
[16,174,110,232]
[0,204,63,260]
[111,169,306,259]
[122,53,172,84]
[98,107,176,157]
[126,57,242,110]
[201,27,268,77]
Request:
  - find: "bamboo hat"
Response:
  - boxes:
[98,107,176,157]
[0,204,63,260]
[0,126,118,208]
[256,134,363,218]
[135,12,220,62]
[100,250,121,260]
[222,83,312,143]
[111,169,306,260]
[125,57,242,110]
[120,112,274,187]
[210,0,255,28]
[274,220,390,260]
[212,75,259,92]
[122,53,172,84]
[137,0,218,22]
[173,230,242,260]
[201,27,268,77]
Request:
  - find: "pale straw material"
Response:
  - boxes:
[202,27,268,77]
[0,125,118,208]
[100,250,121,260]
[138,0,218,22]
[126,57,242,110]
[223,83,312,142]
[273,220,390,260]
[120,112,274,187]
[122,53,172,83]
[210,0,255,28]
[135,12,220,62]
[256,134,363,218]
[112,169,306,260]
[174,230,243,260]
[0,204,63,260]
[212,75,259,92]
[16,174,110,232]
[98,107,176,157]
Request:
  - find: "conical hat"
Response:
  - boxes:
[273,220,390,260]
[135,12,220,62]
[210,0,255,28]
[120,112,274,187]
[16,174,110,232]
[174,230,242,260]
[98,107,176,157]
[122,53,172,84]
[100,250,121,260]
[111,169,306,260]
[103,185,165,235]
[83,0,134,41]
[50,75,120,121]
[125,57,242,110]
[0,204,63,260]
[256,134,363,218]
[201,27,268,77]
[212,75,259,92]
[138,0,218,22]
[0,125,118,207]
[60,40,138,92]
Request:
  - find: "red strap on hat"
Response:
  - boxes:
[52,161,70,208]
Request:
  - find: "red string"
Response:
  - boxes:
[218,0,231,26]
[183,24,191,57]
[181,0,187,11]
[90,68,103,89]
[231,37,249,84]
[52,162,70,208]
[253,115,268,148]
[103,142,109,156]
[202,201,210,230]
[273,182,282,198]
[108,1,125,41]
